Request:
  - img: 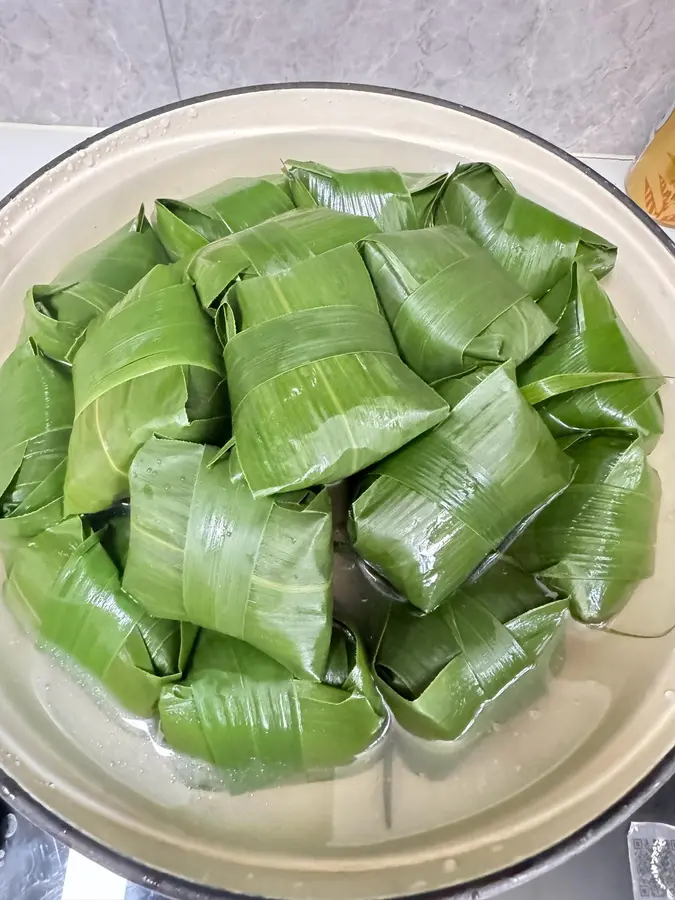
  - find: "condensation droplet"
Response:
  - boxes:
[86,156,95,167]
[492,842,504,853]
[529,708,540,720]
[64,176,70,182]
[4,814,17,839]
[665,690,675,700]
[66,162,74,172]
[3,228,12,237]
[492,721,502,733]
[46,782,55,789]
[410,880,427,892]
[138,126,149,139]
[187,107,198,119]
[160,116,170,129]
[77,149,86,158]
[442,858,458,873]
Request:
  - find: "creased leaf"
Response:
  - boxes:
[0,342,74,558]
[360,224,555,381]
[64,265,227,514]
[352,362,573,612]
[518,264,663,447]
[224,243,448,496]
[22,207,167,363]
[376,559,568,740]
[154,176,295,261]
[123,438,333,680]
[511,435,660,622]
[429,163,617,298]
[5,518,195,717]
[158,623,385,790]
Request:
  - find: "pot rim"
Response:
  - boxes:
[1,81,674,900]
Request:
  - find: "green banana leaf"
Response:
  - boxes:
[64,265,227,515]
[360,224,555,381]
[123,438,333,680]
[518,264,663,447]
[428,163,617,298]
[284,159,431,231]
[375,559,568,740]
[0,341,74,558]
[154,176,295,261]
[511,435,660,622]
[224,243,449,496]
[22,207,168,363]
[158,623,386,789]
[188,206,379,308]
[352,362,573,612]
[5,518,196,717]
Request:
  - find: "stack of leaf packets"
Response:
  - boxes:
[0,156,663,789]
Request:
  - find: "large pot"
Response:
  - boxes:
[1,84,675,900]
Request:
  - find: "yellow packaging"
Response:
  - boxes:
[626,105,675,227]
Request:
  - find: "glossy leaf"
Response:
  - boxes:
[154,176,295,261]
[0,342,74,557]
[224,243,448,496]
[159,624,385,788]
[284,159,422,231]
[123,438,333,680]
[64,265,227,514]
[22,207,168,363]
[189,206,379,308]
[518,264,663,446]
[360,225,555,381]
[429,163,617,298]
[375,560,568,740]
[5,518,195,717]
[511,435,660,622]
[352,363,573,612]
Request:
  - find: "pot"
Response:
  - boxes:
[1,84,675,900]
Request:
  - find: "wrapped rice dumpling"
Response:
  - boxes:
[360,225,555,381]
[352,363,573,612]
[154,176,295,261]
[6,518,195,717]
[428,163,617,298]
[223,243,449,496]
[64,265,227,514]
[511,435,660,623]
[189,206,379,308]
[23,207,168,363]
[284,159,435,231]
[123,438,333,680]
[0,341,74,555]
[519,264,663,447]
[159,624,385,788]
[375,560,568,740]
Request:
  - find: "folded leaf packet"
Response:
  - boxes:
[159,624,386,788]
[352,363,573,612]
[375,560,568,740]
[155,175,295,261]
[223,243,449,495]
[519,264,663,447]
[124,438,333,680]
[512,435,660,622]
[0,342,74,555]
[360,224,555,381]
[427,162,617,298]
[23,207,168,363]
[6,518,194,717]
[64,265,227,514]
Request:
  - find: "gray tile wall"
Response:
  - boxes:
[0,0,673,154]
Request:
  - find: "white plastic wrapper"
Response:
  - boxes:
[629,821,675,898]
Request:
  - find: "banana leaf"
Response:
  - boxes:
[428,163,617,298]
[154,176,295,261]
[5,518,196,717]
[375,559,568,740]
[64,265,227,515]
[22,207,168,363]
[518,264,663,447]
[223,243,449,496]
[284,159,434,231]
[158,623,386,790]
[188,207,379,308]
[352,362,573,612]
[123,438,333,680]
[511,435,660,622]
[0,341,74,559]
[360,225,555,381]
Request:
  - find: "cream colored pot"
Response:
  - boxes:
[1,85,675,900]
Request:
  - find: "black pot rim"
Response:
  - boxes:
[1,81,674,900]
